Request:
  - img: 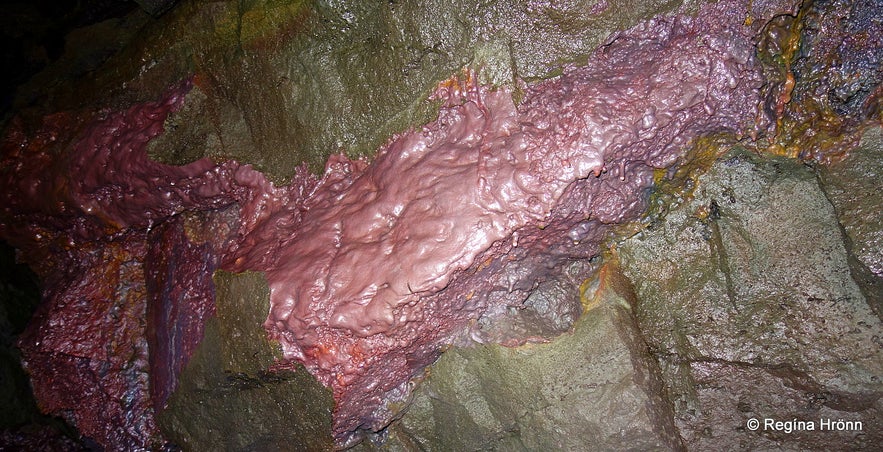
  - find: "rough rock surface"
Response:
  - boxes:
[0,242,83,448]
[157,271,334,451]
[759,0,882,162]
[378,146,883,451]
[619,149,883,451]
[3,0,794,446]
[818,126,883,279]
[14,236,161,449]
[226,3,774,443]
[0,87,267,449]
[817,126,883,320]
[3,0,882,450]
[11,0,785,180]
[358,262,683,451]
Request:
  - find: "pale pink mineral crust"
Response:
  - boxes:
[1,0,789,449]
[238,4,770,444]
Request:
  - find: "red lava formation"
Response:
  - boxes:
[0,0,804,448]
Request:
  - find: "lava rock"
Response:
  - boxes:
[368,263,682,451]
[157,271,334,451]
[15,0,776,181]
[382,145,883,451]
[818,126,883,279]
[619,148,883,451]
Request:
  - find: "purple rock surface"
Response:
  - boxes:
[241,3,770,443]
[0,0,797,448]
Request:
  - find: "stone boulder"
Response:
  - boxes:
[158,271,334,451]
[619,148,883,450]
[372,145,883,451]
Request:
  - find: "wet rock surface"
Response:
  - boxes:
[359,263,683,451]
[618,148,883,451]
[759,0,882,162]
[817,126,883,320]
[818,126,883,279]
[15,236,162,449]
[158,270,334,451]
[10,0,785,181]
[236,2,776,441]
[0,241,84,449]
[380,145,883,451]
[1,0,881,450]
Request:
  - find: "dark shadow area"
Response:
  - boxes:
[0,240,86,449]
[0,0,157,120]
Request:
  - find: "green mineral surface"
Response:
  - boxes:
[5,0,882,450]
[157,271,334,451]
[15,0,709,181]
[618,148,883,451]
[357,261,682,451]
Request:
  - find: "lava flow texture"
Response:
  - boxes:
[1,0,800,449]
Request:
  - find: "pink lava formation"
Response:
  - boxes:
[1,1,787,448]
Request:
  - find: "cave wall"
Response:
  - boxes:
[1,0,881,450]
